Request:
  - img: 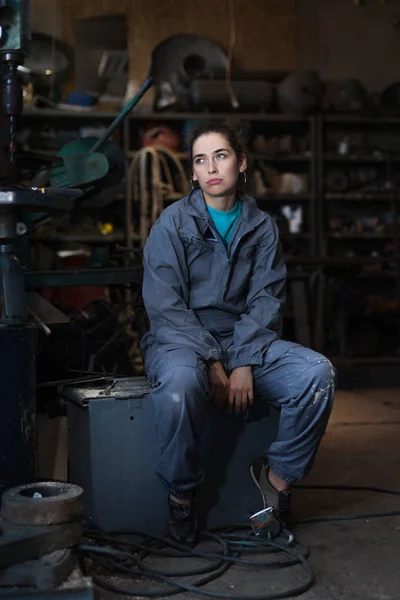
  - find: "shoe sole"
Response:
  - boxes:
[250,464,268,508]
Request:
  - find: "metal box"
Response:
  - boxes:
[65,377,278,534]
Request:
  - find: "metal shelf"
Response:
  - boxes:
[328,232,394,239]
[127,111,311,123]
[285,256,400,265]
[324,193,396,201]
[128,151,311,163]
[22,110,400,126]
[323,115,400,126]
[31,231,128,244]
[128,150,189,159]
[22,108,119,119]
[357,271,397,279]
[324,154,389,163]
[255,194,312,202]
[24,266,143,287]
[252,153,311,162]
[21,109,312,123]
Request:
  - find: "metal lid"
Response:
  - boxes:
[63,376,152,407]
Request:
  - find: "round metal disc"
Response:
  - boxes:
[1,482,84,526]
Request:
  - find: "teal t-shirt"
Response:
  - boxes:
[207,201,241,246]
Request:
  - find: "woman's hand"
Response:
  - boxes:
[228,366,254,414]
[208,361,230,408]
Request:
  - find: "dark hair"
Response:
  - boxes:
[188,120,250,166]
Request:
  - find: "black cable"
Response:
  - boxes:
[79,484,400,599]
[82,530,233,598]
[297,483,400,496]
[80,527,314,600]
[85,528,300,567]
[82,532,226,578]
[92,556,232,599]
[294,509,400,524]
[293,483,400,523]
[128,542,313,600]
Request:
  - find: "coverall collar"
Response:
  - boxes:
[185,187,267,229]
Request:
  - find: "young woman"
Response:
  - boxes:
[141,122,336,545]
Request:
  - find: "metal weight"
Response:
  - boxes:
[1,482,84,526]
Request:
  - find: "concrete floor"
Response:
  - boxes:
[287,387,400,599]
[92,388,400,600]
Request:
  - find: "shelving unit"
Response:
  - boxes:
[317,114,400,367]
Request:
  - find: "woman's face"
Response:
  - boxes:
[192,132,246,198]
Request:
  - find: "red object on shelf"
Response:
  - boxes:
[41,254,106,310]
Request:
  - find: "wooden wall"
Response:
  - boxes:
[35,0,400,94]
[297,0,400,92]
[61,0,297,88]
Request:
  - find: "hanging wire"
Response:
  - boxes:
[225,0,240,110]
[49,0,57,99]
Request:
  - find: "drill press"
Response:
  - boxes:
[0,1,75,492]
[0,2,152,492]
[0,0,29,168]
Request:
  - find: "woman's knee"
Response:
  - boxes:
[301,355,336,408]
[159,364,209,405]
[308,354,335,383]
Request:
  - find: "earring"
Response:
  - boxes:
[190,178,196,190]
[241,171,247,192]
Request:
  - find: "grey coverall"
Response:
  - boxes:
[141,188,336,496]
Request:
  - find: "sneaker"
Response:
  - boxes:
[250,458,293,523]
[168,494,198,546]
